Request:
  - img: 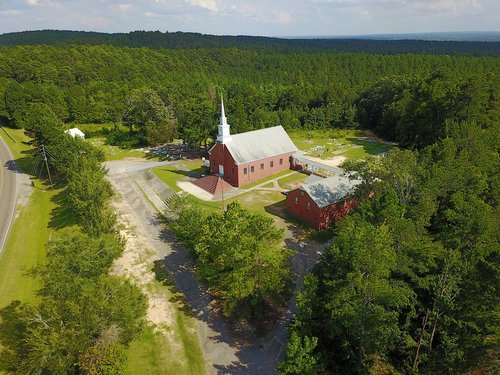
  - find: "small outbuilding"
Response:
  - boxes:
[64,128,85,139]
[286,174,361,230]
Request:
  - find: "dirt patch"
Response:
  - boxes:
[110,198,177,335]
[281,180,305,190]
[303,155,347,167]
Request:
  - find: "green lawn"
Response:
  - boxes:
[0,128,32,171]
[88,137,151,161]
[277,171,308,190]
[0,188,56,307]
[126,261,205,374]
[179,159,207,175]
[126,282,205,375]
[0,129,64,307]
[70,122,117,137]
[288,129,389,161]
[152,164,288,215]
[243,169,293,189]
[73,123,153,162]
[152,166,185,193]
[229,190,285,215]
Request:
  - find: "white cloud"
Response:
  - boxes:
[412,0,482,16]
[0,0,498,36]
[114,3,135,13]
[143,11,165,18]
[1,9,21,15]
[273,10,294,25]
[185,0,219,12]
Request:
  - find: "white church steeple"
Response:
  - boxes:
[217,95,232,143]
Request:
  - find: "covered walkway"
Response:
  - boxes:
[292,153,344,176]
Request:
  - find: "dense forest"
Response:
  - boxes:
[1,30,500,56]
[281,122,499,374]
[0,42,498,148]
[0,31,498,374]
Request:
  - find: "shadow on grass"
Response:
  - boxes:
[0,301,26,372]
[264,200,332,244]
[152,260,193,316]
[48,188,79,230]
[163,166,205,179]
[6,148,35,176]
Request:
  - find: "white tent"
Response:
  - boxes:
[64,128,85,139]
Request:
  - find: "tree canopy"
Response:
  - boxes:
[281,118,499,374]
[170,199,292,318]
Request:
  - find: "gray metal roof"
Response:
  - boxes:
[300,174,361,208]
[222,126,298,164]
[292,152,344,175]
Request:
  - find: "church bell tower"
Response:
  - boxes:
[217,95,232,143]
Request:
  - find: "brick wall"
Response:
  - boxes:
[286,188,360,230]
[209,143,295,187]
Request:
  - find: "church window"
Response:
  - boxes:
[270,161,274,168]
[307,202,310,210]
[294,197,298,205]
[243,167,247,174]
[260,163,264,170]
[250,166,254,173]
[279,158,283,165]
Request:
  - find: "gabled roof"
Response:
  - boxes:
[300,174,361,208]
[216,125,297,164]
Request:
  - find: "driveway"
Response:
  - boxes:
[106,159,330,374]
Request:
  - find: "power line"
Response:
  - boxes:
[41,144,53,188]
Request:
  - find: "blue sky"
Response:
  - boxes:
[0,0,498,36]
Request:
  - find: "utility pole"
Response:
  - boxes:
[41,144,53,188]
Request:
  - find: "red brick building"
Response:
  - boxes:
[208,98,298,187]
[286,174,361,230]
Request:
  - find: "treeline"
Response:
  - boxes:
[170,199,292,320]
[1,30,500,56]
[280,123,499,371]
[20,103,116,235]
[0,44,498,149]
[356,69,500,149]
[0,103,147,373]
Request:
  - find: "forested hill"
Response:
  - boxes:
[1,30,500,56]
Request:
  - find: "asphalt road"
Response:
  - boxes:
[0,134,17,256]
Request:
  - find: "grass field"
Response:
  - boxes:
[243,169,293,189]
[0,129,54,308]
[288,129,389,161]
[277,172,308,190]
[88,136,151,161]
[72,123,152,161]
[126,277,205,375]
[152,166,186,193]
[0,188,57,308]
[0,127,32,170]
